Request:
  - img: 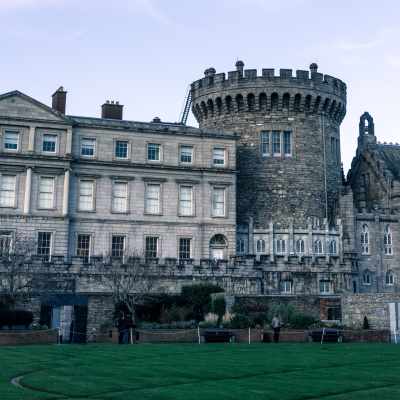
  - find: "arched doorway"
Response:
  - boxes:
[209,234,228,260]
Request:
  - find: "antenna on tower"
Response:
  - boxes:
[179,85,192,125]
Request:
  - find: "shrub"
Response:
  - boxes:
[288,313,316,329]
[228,314,255,329]
[211,296,226,324]
[363,316,370,330]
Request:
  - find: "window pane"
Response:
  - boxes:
[0,232,12,256]
[180,146,193,163]
[179,238,191,260]
[213,148,225,165]
[147,143,160,161]
[112,182,128,212]
[145,236,158,258]
[272,131,281,155]
[37,232,51,261]
[79,180,94,211]
[283,131,292,155]
[115,141,128,158]
[212,187,225,216]
[179,186,193,216]
[111,235,125,258]
[260,131,269,155]
[39,177,54,209]
[145,184,160,214]
[77,234,90,262]
[42,134,57,152]
[0,175,16,207]
[81,138,95,157]
[4,131,19,151]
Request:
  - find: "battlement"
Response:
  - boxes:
[191,61,347,124]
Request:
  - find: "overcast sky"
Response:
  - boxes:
[0,0,399,171]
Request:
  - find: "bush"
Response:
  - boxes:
[0,309,34,329]
[228,314,255,329]
[363,316,370,330]
[211,296,226,324]
[288,313,316,329]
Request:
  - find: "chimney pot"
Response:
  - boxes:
[101,100,123,120]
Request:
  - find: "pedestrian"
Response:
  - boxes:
[271,315,281,343]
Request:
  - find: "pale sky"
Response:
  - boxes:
[0,0,399,172]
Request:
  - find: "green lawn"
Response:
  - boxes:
[1,343,400,400]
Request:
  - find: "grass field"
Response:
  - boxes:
[1,343,400,400]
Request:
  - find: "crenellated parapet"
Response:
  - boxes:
[191,61,347,124]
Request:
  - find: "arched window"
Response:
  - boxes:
[209,234,228,260]
[215,97,222,115]
[236,94,244,112]
[236,238,245,255]
[275,239,286,254]
[201,102,208,119]
[207,99,214,117]
[259,93,267,111]
[225,96,233,113]
[363,270,371,285]
[386,270,395,286]
[361,224,369,255]
[247,93,255,112]
[294,94,301,112]
[384,225,393,255]
[256,239,266,253]
[329,239,337,255]
[282,93,290,109]
[271,93,279,111]
[313,239,323,255]
[304,95,312,112]
[295,239,305,254]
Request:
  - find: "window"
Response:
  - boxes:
[37,232,52,261]
[361,224,369,255]
[319,280,331,294]
[256,239,266,253]
[145,184,161,214]
[0,232,12,256]
[212,187,226,217]
[386,270,395,286]
[147,143,161,161]
[283,131,292,155]
[272,131,281,155]
[4,131,19,151]
[329,239,337,255]
[179,186,193,216]
[237,238,245,254]
[81,138,96,157]
[282,280,292,294]
[145,236,158,259]
[115,140,128,159]
[276,239,286,254]
[79,180,95,211]
[314,239,323,255]
[180,146,193,164]
[179,238,191,260]
[0,175,16,207]
[327,306,341,321]
[42,134,57,153]
[212,148,225,166]
[77,234,90,263]
[112,181,128,213]
[384,225,393,255]
[38,177,55,209]
[111,235,125,258]
[363,270,371,285]
[296,239,305,254]
[260,131,270,155]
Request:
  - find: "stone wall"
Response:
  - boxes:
[0,329,58,345]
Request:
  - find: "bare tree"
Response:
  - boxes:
[101,253,156,325]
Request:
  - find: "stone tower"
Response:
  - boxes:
[191,62,347,228]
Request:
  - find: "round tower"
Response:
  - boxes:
[191,62,347,228]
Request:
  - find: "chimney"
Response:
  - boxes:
[52,86,67,114]
[101,100,123,120]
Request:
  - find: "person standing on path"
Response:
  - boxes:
[271,315,281,343]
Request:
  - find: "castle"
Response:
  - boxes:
[1,61,399,338]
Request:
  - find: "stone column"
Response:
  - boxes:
[23,167,32,214]
[66,128,72,155]
[269,221,274,262]
[28,126,35,152]
[62,169,70,216]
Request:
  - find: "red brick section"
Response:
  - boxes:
[341,330,390,343]
[0,329,58,345]
[263,330,307,342]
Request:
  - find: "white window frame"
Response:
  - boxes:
[3,130,20,152]
[147,143,161,162]
[283,131,292,156]
[114,140,129,160]
[314,239,323,255]
[212,147,226,167]
[78,179,95,212]
[179,145,194,165]
[37,231,53,261]
[80,137,96,158]
[275,239,286,254]
[282,280,292,294]
[145,236,159,259]
[384,225,393,256]
[76,233,91,262]
[386,271,395,286]
[111,235,126,258]
[237,238,245,254]
[0,174,17,208]
[296,239,305,255]
[361,224,369,255]
[178,237,192,260]
[112,181,129,213]
[363,271,371,285]
[0,231,13,256]
[260,131,270,156]
[256,239,266,253]
[42,133,58,154]
[179,185,194,216]
[38,176,55,210]
[272,131,281,156]
[329,239,337,255]
[211,186,226,217]
[319,280,332,294]
[145,183,161,215]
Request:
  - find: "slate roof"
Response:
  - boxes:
[376,144,400,180]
